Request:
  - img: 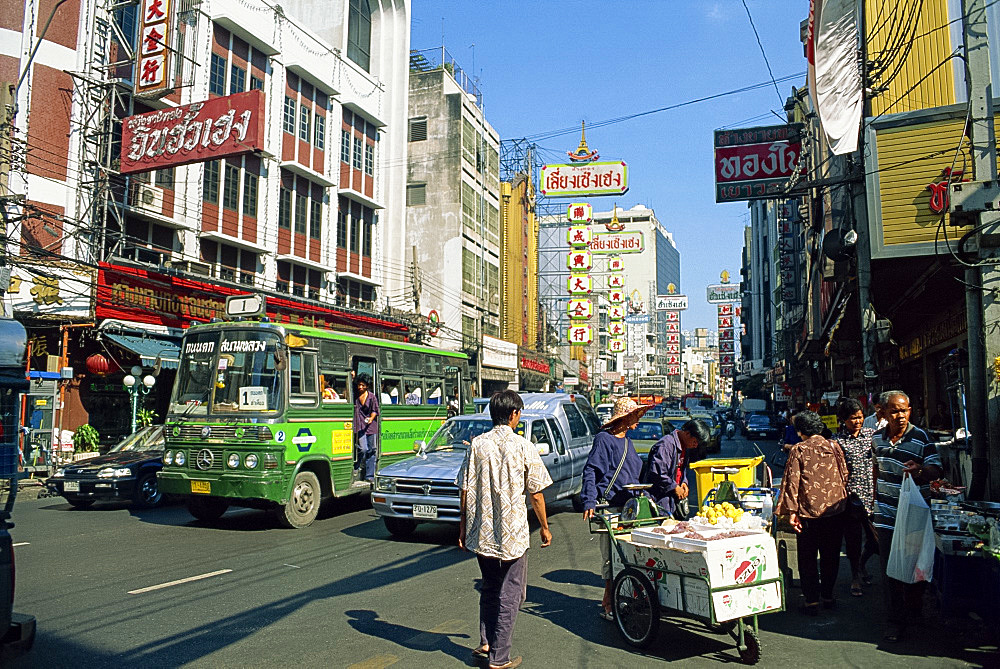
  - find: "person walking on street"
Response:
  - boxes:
[776,410,850,616]
[580,397,650,620]
[458,390,553,669]
[644,419,711,520]
[872,390,942,643]
[835,398,878,596]
[352,373,380,483]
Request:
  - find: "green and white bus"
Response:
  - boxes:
[157,312,471,528]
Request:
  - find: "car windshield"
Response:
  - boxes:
[626,422,663,441]
[748,416,770,426]
[169,330,285,417]
[666,418,688,432]
[109,425,165,453]
[425,419,527,452]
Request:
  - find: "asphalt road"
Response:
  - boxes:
[5,434,996,668]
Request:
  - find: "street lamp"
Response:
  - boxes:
[123,365,155,434]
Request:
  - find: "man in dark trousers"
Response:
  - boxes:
[645,419,711,518]
[458,390,552,669]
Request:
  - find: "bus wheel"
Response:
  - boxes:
[188,497,229,522]
[383,517,416,538]
[277,471,321,529]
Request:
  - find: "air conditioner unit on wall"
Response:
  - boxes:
[132,184,163,213]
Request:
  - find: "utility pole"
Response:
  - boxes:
[0,82,14,311]
[410,245,420,313]
[958,0,1000,500]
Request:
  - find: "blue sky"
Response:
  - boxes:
[411,0,809,332]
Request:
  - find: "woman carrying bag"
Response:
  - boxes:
[776,410,850,615]
[835,398,879,596]
[580,397,650,621]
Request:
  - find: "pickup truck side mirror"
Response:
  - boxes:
[537,442,551,456]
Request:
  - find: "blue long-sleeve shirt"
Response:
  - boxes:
[581,431,642,511]
[644,430,687,516]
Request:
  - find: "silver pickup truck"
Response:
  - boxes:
[371,393,601,538]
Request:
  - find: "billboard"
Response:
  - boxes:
[567,298,593,320]
[567,226,592,246]
[567,203,593,222]
[655,295,688,311]
[121,90,267,174]
[707,283,741,303]
[713,125,803,203]
[588,231,644,254]
[540,161,628,197]
[567,325,594,345]
[135,0,174,96]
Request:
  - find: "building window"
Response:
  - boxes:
[462,247,476,296]
[299,105,311,143]
[294,191,307,234]
[337,199,348,249]
[310,199,322,240]
[364,143,374,176]
[314,114,326,150]
[283,97,296,134]
[350,206,360,253]
[250,75,263,90]
[154,168,174,188]
[203,161,220,203]
[347,0,371,72]
[462,118,477,167]
[408,117,427,142]
[230,64,246,94]
[406,183,426,206]
[341,129,351,164]
[362,214,373,257]
[352,135,363,170]
[209,53,226,95]
[461,181,477,230]
[485,202,499,245]
[279,186,292,228]
[222,164,240,211]
[242,171,258,217]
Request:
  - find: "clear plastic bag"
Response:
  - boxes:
[886,475,935,583]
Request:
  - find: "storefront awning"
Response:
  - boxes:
[103,333,180,370]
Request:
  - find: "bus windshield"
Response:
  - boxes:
[169,330,285,417]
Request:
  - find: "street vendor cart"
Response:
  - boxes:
[593,494,784,665]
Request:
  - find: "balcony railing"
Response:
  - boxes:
[409,48,483,109]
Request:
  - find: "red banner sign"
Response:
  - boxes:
[95,263,408,336]
[714,125,803,203]
[520,356,550,375]
[120,90,267,174]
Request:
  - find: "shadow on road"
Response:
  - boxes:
[340,515,462,546]
[540,568,603,588]
[345,610,474,665]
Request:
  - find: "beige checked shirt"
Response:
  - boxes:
[458,425,553,560]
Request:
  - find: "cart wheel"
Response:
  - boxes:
[737,626,761,665]
[612,567,660,648]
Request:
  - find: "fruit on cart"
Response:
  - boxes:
[696,502,745,526]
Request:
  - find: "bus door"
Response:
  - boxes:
[351,356,378,470]
[445,366,462,416]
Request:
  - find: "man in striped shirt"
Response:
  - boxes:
[872,390,942,643]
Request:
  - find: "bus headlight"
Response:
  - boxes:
[175,451,186,466]
[227,453,241,469]
[164,451,174,465]
[244,453,258,469]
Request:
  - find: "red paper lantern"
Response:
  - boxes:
[85,353,111,376]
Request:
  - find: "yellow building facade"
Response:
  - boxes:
[500,176,538,348]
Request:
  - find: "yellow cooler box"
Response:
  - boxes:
[691,456,765,501]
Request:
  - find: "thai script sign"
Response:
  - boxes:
[540,161,629,197]
[567,275,592,295]
[136,0,173,96]
[707,283,741,303]
[625,314,650,325]
[567,203,593,223]
[655,295,688,311]
[121,90,267,174]
[714,125,803,203]
[567,226,592,246]
[638,376,667,392]
[588,231,644,254]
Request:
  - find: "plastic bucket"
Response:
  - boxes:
[691,456,764,501]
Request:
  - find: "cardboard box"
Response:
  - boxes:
[617,533,779,589]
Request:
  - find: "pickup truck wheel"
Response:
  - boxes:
[66,498,93,509]
[383,517,416,538]
[188,497,229,522]
[571,493,585,513]
[276,471,321,528]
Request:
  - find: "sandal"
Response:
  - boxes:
[851,585,863,597]
[472,646,489,659]
[489,657,522,669]
[599,609,614,621]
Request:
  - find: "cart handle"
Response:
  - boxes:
[710,467,741,474]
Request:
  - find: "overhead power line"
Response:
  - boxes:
[741,0,785,107]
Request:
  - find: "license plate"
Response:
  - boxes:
[412,504,438,519]
[190,480,211,494]
[64,481,79,492]
[95,483,111,488]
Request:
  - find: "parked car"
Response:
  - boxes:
[46,425,166,508]
[744,414,780,440]
[372,393,600,537]
[741,411,769,435]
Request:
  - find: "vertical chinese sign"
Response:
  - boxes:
[136,0,173,96]
[656,283,685,380]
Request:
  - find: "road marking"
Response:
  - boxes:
[347,654,398,669]
[283,563,301,569]
[127,569,232,595]
[407,619,465,649]
[12,542,28,547]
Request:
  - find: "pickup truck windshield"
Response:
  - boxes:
[169,330,285,417]
[426,419,527,452]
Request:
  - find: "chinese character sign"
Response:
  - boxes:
[718,303,734,316]
[719,315,733,328]
[608,257,624,272]
[607,274,625,289]
[664,311,679,322]
[566,250,593,271]
[665,322,680,333]
[608,338,626,354]
[665,354,680,365]
[567,274,593,294]
[608,322,625,336]
[719,329,734,340]
[667,365,681,376]
[608,290,625,304]
[664,343,680,354]
[566,298,593,320]
[666,333,680,344]
[136,0,173,95]
[567,203,593,223]
[567,325,594,345]
[608,305,625,320]
[720,340,735,353]
[567,226,592,247]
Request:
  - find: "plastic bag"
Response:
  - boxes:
[886,475,935,583]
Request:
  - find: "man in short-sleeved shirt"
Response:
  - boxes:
[872,391,942,643]
[458,391,551,669]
